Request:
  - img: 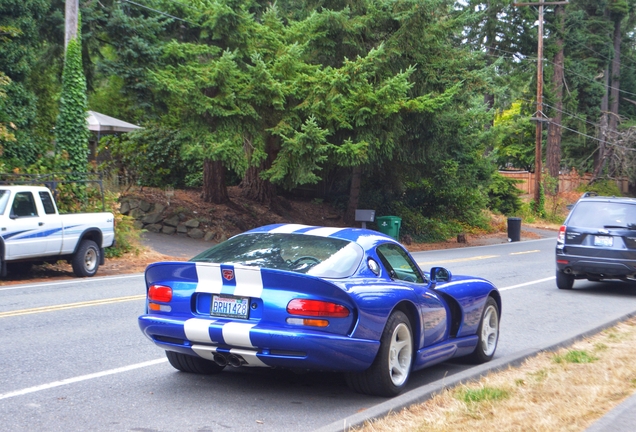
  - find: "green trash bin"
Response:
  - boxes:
[376,216,402,240]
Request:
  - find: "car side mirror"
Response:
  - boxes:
[430,266,452,284]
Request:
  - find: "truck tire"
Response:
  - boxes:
[72,240,100,277]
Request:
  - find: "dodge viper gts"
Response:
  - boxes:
[138,224,501,396]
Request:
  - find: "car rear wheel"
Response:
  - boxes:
[556,270,574,290]
[72,240,100,277]
[166,351,225,374]
[345,310,413,397]
[467,297,499,363]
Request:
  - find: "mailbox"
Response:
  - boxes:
[355,209,375,228]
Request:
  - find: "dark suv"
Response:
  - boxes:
[556,194,636,289]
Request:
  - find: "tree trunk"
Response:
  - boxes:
[202,158,229,204]
[65,0,79,50]
[240,136,277,205]
[546,5,565,190]
[594,17,621,179]
[344,165,362,225]
[241,164,276,204]
[609,17,621,134]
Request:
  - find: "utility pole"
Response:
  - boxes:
[514,1,568,205]
[65,0,79,50]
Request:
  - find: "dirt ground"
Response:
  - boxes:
[0,186,559,286]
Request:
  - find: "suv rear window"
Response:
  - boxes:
[568,201,636,228]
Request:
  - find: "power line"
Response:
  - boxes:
[540,101,599,129]
[119,0,196,25]
[484,45,636,100]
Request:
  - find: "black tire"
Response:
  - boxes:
[72,239,100,277]
[467,297,500,363]
[165,350,225,374]
[345,311,413,397]
[556,270,574,290]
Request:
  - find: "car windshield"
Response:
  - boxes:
[569,202,636,228]
[191,233,364,278]
[0,190,10,215]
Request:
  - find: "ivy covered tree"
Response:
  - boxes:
[55,33,89,174]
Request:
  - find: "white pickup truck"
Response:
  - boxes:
[0,185,115,277]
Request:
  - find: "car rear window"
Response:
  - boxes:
[568,201,636,228]
[191,233,364,278]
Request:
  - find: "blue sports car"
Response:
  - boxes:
[138,224,501,397]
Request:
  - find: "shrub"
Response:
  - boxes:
[98,126,196,188]
[578,179,623,197]
[487,172,522,215]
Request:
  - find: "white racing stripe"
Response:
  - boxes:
[222,322,255,348]
[269,224,311,233]
[194,263,224,294]
[233,266,263,297]
[0,358,167,401]
[184,318,215,343]
[191,345,268,368]
[229,348,268,367]
[195,263,264,298]
[304,227,345,237]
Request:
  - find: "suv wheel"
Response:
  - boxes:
[556,270,574,290]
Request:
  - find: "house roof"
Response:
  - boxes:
[87,111,142,133]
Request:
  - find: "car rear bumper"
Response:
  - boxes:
[139,315,380,371]
[556,250,636,278]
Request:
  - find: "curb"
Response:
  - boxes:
[314,310,636,432]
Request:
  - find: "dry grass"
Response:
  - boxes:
[356,318,636,432]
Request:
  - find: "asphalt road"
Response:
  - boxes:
[1,238,636,431]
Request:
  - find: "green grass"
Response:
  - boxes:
[553,350,598,364]
[457,386,510,404]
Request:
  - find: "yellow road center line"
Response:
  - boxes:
[0,295,146,318]
[510,250,541,255]
[418,255,500,267]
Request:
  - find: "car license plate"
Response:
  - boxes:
[211,295,250,319]
[594,236,613,247]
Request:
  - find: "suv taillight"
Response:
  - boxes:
[557,225,566,244]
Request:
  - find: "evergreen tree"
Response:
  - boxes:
[0,0,51,169]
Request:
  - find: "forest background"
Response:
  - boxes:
[1,0,635,249]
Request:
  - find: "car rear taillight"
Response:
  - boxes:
[287,299,350,318]
[148,284,173,302]
[557,225,566,244]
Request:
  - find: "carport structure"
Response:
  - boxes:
[86,111,142,161]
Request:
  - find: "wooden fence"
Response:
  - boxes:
[499,170,630,195]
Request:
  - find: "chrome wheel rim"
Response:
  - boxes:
[85,248,97,271]
[481,305,499,356]
[388,323,412,386]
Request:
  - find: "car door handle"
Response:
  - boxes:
[39,222,44,226]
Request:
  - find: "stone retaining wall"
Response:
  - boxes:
[119,195,219,242]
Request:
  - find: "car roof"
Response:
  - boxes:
[242,223,400,249]
[577,196,636,204]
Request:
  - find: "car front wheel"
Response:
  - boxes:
[467,297,500,363]
[345,310,413,397]
[556,270,574,290]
